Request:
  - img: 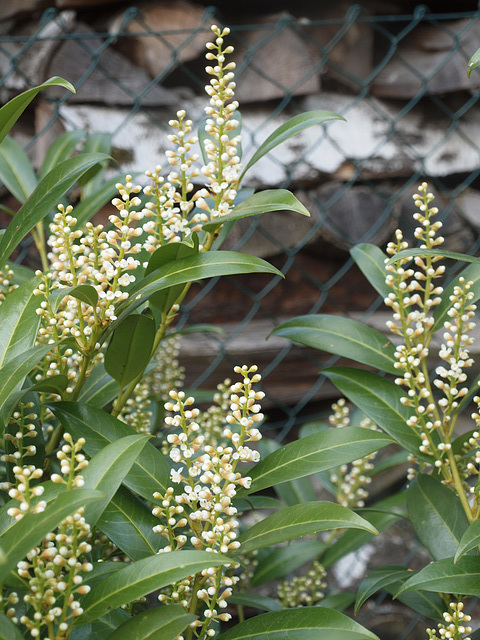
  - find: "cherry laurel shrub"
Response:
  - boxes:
[274,183,480,640]
[0,23,409,640]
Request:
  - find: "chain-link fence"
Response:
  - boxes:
[2,4,480,442]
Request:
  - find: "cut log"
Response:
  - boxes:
[232,12,321,103]
[372,18,480,98]
[108,1,212,80]
[46,22,178,106]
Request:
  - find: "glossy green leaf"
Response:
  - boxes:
[82,434,150,526]
[50,401,171,499]
[0,612,24,640]
[113,251,283,327]
[355,566,412,613]
[318,593,356,612]
[322,494,406,568]
[237,501,377,555]
[70,609,130,640]
[389,585,445,621]
[228,593,282,612]
[468,47,480,77]
[274,475,317,506]
[241,427,393,496]
[74,174,127,227]
[76,362,120,408]
[455,519,480,562]
[407,474,469,561]
[0,481,66,537]
[202,189,310,232]
[217,607,379,640]
[251,540,327,587]
[0,276,40,367]
[107,604,196,640]
[97,486,163,560]
[433,262,480,331]
[0,136,37,203]
[0,152,110,269]
[350,243,390,299]
[387,248,480,266]
[395,556,480,598]
[0,343,58,435]
[239,110,346,180]
[233,495,285,514]
[78,550,231,624]
[322,367,428,460]
[273,315,397,374]
[39,130,85,179]
[104,314,156,387]
[0,489,103,584]
[0,77,75,145]
[69,284,98,307]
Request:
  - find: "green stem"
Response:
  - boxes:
[447,446,473,522]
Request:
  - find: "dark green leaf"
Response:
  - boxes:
[350,243,390,299]
[70,609,130,640]
[96,486,163,560]
[202,189,310,232]
[407,474,469,561]
[250,540,327,587]
[237,501,378,555]
[104,314,156,386]
[322,367,429,460]
[0,276,40,367]
[228,593,282,612]
[0,612,24,640]
[355,566,412,613]
[455,519,480,562]
[0,489,103,584]
[217,607,379,640]
[78,550,231,624]
[0,136,37,203]
[239,110,346,180]
[233,495,285,514]
[273,315,397,374]
[82,434,150,526]
[0,77,75,145]
[107,605,196,640]
[50,402,171,499]
[394,556,480,598]
[76,362,119,408]
[69,284,98,307]
[0,152,111,269]
[241,427,393,496]
[317,593,356,612]
[39,130,85,179]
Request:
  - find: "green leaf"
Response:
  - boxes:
[0,481,66,537]
[107,605,196,640]
[76,362,118,408]
[433,262,480,331]
[355,566,413,613]
[390,585,445,622]
[0,136,37,203]
[387,248,480,266]
[50,402,171,499]
[273,315,397,374]
[317,593,356,612]
[228,593,282,612]
[217,607,379,640]
[394,556,480,598]
[350,243,390,299]
[104,314,156,387]
[322,494,406,568]
[0,612,24,640]
[82,434,150,526]
[202,189,310,232]
[241,427,393,496]
[0,77,75,145]
[0,276,40,367]
[70,609,130,639]
[96,486,163,560]
[69,284,98,307]
[0,343,58,435]
[237,501,378,555]
[78,132,113,197]
[322,367,428,460]
[455,519,480,562]
[0,152,111,269]
[0,489,103,584]
[39,130,85,179]
[77,550,231,624]
[468,47,480,77]
[407,474,469,561]
[233,495,285,514]
[113,251,283,328]
[239,110,346,181]
[250,540,327,587]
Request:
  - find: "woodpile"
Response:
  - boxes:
[2,0,480,407]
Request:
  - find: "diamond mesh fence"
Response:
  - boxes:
[2,7,480,636]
